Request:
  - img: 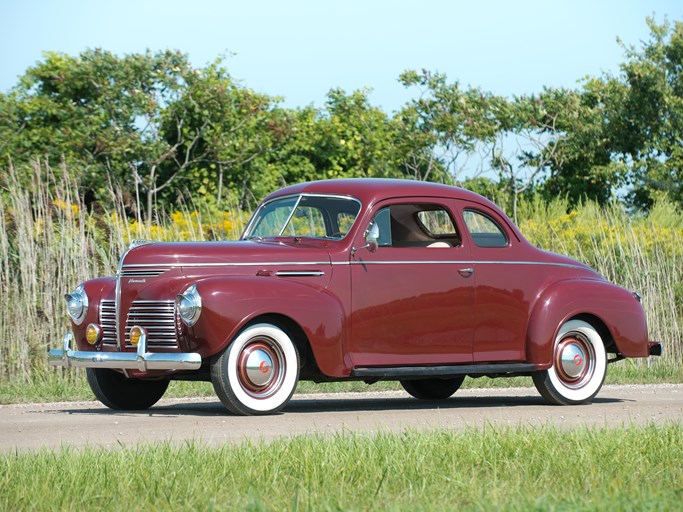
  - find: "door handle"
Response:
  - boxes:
[458,267,474,278]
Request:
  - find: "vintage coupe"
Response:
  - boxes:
[50,179,662,415]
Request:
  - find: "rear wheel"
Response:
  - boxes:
[211,323,300,415]
[533,319,607,405]
[400,377,465,400]
[86,368,169,410]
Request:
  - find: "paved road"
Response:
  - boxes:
[1,384,681,452]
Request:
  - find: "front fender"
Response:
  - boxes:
[189,276,347,376]
[526,279,649,366]
[71,277,117,350]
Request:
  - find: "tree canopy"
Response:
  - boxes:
[1,18,681,216]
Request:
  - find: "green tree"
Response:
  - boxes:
[592,18,683,208]
[397,69,630,217]
[2,50,198,212]
[253,88,404,205]
[397,69,505,184]
[0,50,286,218]
[503,88,625,219]
[159,59,279,211]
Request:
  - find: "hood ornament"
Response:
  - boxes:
[129,239,152,249]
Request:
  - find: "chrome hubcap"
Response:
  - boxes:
[560,342,586,379]
[555,333,594,388]
[237,338,284,398]
[244,347,274,388]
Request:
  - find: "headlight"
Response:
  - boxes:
[64,284,88,325]
[176,284,202,326]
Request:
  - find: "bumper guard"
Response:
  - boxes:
[48,330,202,372]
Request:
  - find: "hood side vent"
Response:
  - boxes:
[120,266,171,278]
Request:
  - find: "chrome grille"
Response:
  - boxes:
[100,300,117,347]
[98,299,179,349]
[120,266,171,277]
[125,300,178,348]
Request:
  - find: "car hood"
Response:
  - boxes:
[121,240,332,268]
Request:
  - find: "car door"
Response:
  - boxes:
[348,199,475,367]
[457,202,529,362]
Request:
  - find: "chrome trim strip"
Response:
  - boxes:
[122,261,333,268]
[121,260,587,270]
[115,251,129,351]
[476,260,587,269]
[128,299,176,304]
[275,271,325,277]
[48,331,201,371]
[116,243,145,359]
[352,362,538,378]
[349,260,467,265]
[345,260,588,270]
[121,268,170,277]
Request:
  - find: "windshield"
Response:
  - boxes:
[243,195,361,240]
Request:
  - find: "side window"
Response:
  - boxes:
[416,209,457,237]
[369,204,460,248]
[337,212,356,237]
[373,207,392,246]
[463,209,508,248]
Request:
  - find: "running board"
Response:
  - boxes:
[351,363,538,379]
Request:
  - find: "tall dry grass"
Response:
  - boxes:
[0,164,680,384]
[518,196,683,364]
[0,163,245,383]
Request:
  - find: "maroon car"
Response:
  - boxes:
[50,179,662,415]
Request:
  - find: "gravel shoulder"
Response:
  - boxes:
[1,384,681,453]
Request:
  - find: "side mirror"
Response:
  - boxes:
[352,221,380,255]
[365,222,379,252]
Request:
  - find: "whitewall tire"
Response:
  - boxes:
[211,323,300,415]
[533,319,607,405]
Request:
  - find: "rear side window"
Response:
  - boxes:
[463,209,508,248]
[416,209,457,237]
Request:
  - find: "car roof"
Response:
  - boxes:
[263,178,496,208]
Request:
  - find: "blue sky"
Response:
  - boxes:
[1,0,681,112]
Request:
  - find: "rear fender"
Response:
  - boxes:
[526,279,648,366]
[190,277,347,376]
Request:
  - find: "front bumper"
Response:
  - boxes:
[49,331,202,372]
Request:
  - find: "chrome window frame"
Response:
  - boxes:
[462,208,510,248]
[242,193,363,241]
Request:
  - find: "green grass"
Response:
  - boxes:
[1,361,680,405]
[1,425,681,511]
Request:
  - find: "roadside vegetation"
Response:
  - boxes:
[0,154,682,403]
[2,425,681,511]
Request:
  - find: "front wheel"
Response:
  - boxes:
[86,368,169,410]
[400,377,465,400]
[533,319,607,405]
[211,323,300,415]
